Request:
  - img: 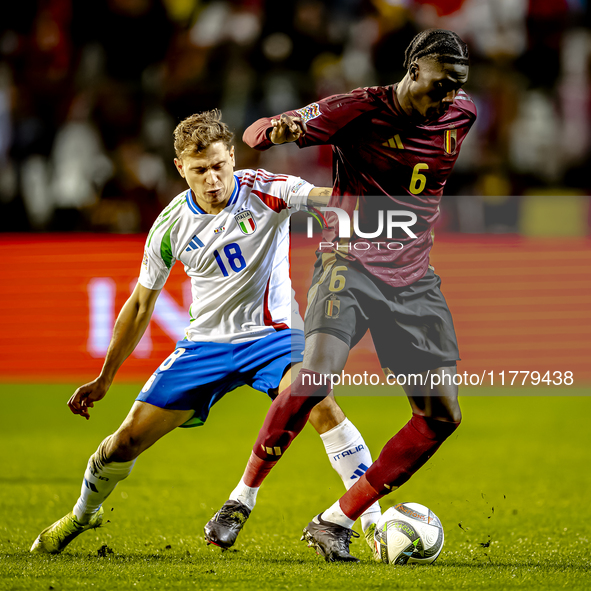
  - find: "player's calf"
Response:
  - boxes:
[364,414,460,497]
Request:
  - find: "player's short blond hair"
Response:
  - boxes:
[173,109,234,159]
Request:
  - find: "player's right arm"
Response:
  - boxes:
[243,112,314,149]
[268,114,308,144]
[242,88,378,150]
[68,282,161,420]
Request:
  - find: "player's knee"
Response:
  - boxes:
[411,413,461,442]
[108,428,144,462]
[437,403,462,425]
[308,396,346,434]
[425,398,462,425]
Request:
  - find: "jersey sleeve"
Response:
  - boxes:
[138,219,178,290]
[284,176,315,212]
[248,168,314,214]
[242,87,379,150]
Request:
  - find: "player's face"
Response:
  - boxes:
[174,142,236,214]
[408,59,469,122]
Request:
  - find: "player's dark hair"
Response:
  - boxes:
[173,109,234,158]
[403,29,469,70]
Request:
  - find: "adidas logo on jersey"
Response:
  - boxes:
[186,235,205,251]
[382,134,404,149]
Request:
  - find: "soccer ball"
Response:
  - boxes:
[374,502,444,565]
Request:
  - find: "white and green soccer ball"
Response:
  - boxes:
[374,502,444,565]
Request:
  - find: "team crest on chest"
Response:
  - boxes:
[444,128,457,155]
[235,210,257,235]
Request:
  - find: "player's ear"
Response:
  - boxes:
[174,158,185,178]
[409,61,419,81]
[229,145,235,166]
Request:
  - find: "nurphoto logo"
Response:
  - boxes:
[307,206,418,251]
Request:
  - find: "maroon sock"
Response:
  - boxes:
[340,414,460,521]
[242,452,278,488]
[252,369,331,464]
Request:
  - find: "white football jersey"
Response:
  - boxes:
[139,168,313,343]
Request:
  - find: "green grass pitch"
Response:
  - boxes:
[1,384,590,590]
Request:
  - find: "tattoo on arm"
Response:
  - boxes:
[307,187,332,208]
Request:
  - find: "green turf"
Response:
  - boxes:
[1,384,590,590]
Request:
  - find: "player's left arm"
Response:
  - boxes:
[68,282,161,419]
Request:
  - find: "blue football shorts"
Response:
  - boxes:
[136,329,305,428]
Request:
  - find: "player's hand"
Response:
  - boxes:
[68,377,111,420]
[269,114,307,144]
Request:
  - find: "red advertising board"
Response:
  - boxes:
[1,234,590,383]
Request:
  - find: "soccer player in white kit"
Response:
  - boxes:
[30,110,380,554]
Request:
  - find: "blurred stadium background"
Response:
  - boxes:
[0,0,590,384]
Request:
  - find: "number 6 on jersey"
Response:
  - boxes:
[409,163,428,195]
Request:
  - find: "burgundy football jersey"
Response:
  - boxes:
[243,84,477,287]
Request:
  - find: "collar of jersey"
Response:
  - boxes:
[185,175,241,215]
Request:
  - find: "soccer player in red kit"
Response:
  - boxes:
[205,29,477,562]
